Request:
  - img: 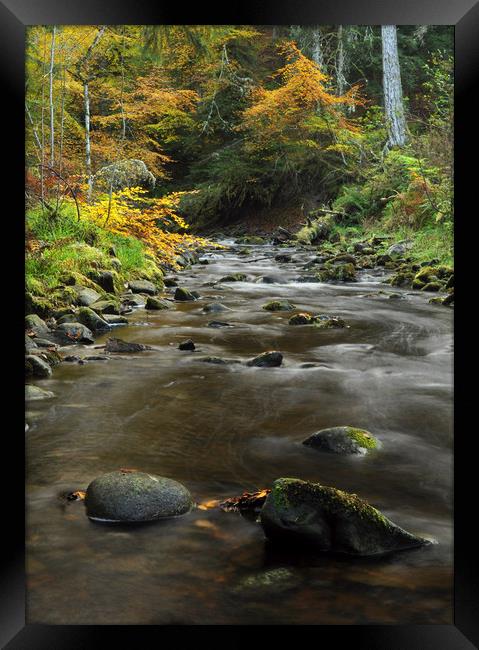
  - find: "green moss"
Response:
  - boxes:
[272,478,390,529]
[289,313,314,325]
[220,273,248,282]
[346,427,378,450]
[262,300,296,312]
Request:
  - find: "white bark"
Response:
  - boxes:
[84,82,93,201]
[48,26,56,167]
[336,25,346,96]
[311,27,323,69]
[381,25,407,147]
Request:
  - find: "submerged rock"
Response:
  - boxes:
[25,384,55,401]
[303,426,378,455]
[207,321,234,328]
[232,568,301,597]
[202,302,231,313]
[256,275,282,284]
[260,478,430,556]
[121,293,146,307]
[247,351,283,367]
[145,296,171,310]
[262,300,296,312]
[174,287,197,301]
[313,315,346,329]
[85,470,193,523]
[198,356,241,365]
[105,337,151,353]
[178,339,195,351]
[128,279,158,295]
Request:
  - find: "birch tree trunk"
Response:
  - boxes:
[84,82,93,201]
[48,26,56,167]
[311,27,323,68]
[381,25,407,147]
[336,25,346,96]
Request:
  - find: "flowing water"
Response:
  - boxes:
[26,241,453,624]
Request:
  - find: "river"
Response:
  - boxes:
[26,240,453,624]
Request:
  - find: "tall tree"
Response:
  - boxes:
[381,25,407,147]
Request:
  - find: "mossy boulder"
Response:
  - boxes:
[25,293,55,319]
[25,354,52,378]
[260,478,430,556]
[25,334,38,353]
[145,296,171,310]
[318,263,356,282]
[85,470,193,523]
[73,286,103,307]
[421,282,442,292]
[174,287,197,301]
[247,351,283,367]
[121,293,146,307]
[232,568,301,597]
[220,273,248,282]
[303,426,378,455]
[128,279,158,295]
[332,253,356,265]
[25,314,50,336]
[75,307,111,332]
[87,270,118,294]
[237,235,264,245]
[388,272,414,288]
[262,300,296,312]
[90,299,121,315]
[414,266,438,285]
[387,241,413,258]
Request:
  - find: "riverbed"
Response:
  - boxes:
[26,240,453,624]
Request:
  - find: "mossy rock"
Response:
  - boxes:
[414,266,438,284]
[90,299,121,315]
[25,314,49,336]
[289,313,314,325]
[303,426,378,455]
[54,322,95,345]
[174,287,197,301]
[202,302,231,314]
[260,478,430,556]
[25,354,52,378]
[318,263,356,282]
[145,296,171,310]
[87,269,121,294]
[421,282,442,292]
[25,293,56,319]
[73,286,103,307]
[220,273,248,282]
[388,272,414,288]
[102,314,129,325]
[412,278,425,290]
[262,300,296,312]
[85,470,193,523]
[76,307,111,332]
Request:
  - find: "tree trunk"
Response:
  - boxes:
[84,81,93,201]
[311,27,323,68]
[48,26,56,167]
[336,25,346,96]
[381,25,407,147]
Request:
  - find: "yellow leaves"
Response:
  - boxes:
[80,186,209,268]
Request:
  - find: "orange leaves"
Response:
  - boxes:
[241,41,364,153]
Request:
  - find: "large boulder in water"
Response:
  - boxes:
[262,300,296,312]
[260,478,429,556]
[25,314,50,336]
[54,322,95,345]
[85,470,193,522]
[105,337,150,353]
[303,426,378,455]
[174,287,197,301]
[76,307,111,332]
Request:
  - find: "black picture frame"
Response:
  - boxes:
[2,0,477,647]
